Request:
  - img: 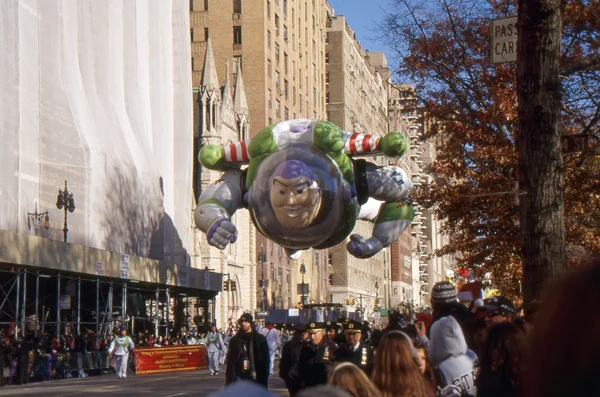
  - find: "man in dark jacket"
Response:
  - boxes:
[225,313,270,387]
[279,324,308,396]
[335,320,374,376]
[298,322,338,390]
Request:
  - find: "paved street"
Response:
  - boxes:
[0,365,289,397]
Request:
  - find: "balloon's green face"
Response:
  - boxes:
[270,175,322,229]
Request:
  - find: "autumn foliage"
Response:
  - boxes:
[381,0,600,300]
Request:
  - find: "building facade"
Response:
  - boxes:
[0,0,221,339]
[325,14,391,317]
[190,0,331,320]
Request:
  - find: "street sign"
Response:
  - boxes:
[562,134,590,153]
[255,311,269,317]
[491,17,518,64]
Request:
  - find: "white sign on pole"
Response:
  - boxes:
[288,308,299,316]
[96,261,103,276]
[120,254,129,279]
[60,295,71,309]
[491,17,518,63]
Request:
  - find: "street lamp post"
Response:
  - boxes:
[27,202,50,235]
[300,260,307,305]
[56,180,76,243]
[259,244,267,312]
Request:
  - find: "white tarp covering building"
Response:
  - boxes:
[0,0,193,270]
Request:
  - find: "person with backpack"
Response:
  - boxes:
[108,326,134,379]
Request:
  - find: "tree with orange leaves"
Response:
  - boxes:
[380,0,600,301]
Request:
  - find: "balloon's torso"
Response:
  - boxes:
[247,144,359,250]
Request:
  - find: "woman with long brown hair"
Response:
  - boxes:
[329,362,381,397]
[372,331,433,397]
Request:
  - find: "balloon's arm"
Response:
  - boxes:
[342,131,407,159]
[194,170,243,249]
[347,201,415,259]
[199,139,253,170]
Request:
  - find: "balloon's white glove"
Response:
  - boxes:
[206,218,238,250]
[346,234,384,259]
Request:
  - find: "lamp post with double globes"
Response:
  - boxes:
[56,181,76,243]
[300,260,307,305]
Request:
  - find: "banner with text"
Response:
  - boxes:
[134,345,208,375]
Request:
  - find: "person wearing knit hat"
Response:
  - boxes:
[422,281,476,350]
[430,281,458,306]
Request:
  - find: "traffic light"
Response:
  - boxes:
[231,281,237,291]
[223,280,229,291]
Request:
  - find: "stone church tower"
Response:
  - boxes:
[191,38,256,328]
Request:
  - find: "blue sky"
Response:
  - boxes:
[327,0,393,55]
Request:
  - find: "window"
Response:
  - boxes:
[276,99,281,117]
[190,0,194,11]
[326,72,329,84]
[325,52,329,63]
[284,53,288,74]
[275,71,281,91]
[313,87,316,104]
[299,69,303,88]
[204,28,209,41]
[233,0,241,13]
[268,59,272,77]
[275,43,280,62]
[190,28,194,42]
[300,94,303,112]
[267,30,271,48]
[275,14,280,35]
[268,89,272,108]
[284,107,289,120]
[284,79,289,99]
[283,25,288,41]
[191,57,195,71]
[204,0,208,11]
[233,26,242,45]
[325,32,329,44]
[283,0,288,15]
[267,1,271,19]
[293,87,296,105]
[326,91,330,105]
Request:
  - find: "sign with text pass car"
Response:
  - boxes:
[491,17,518,63]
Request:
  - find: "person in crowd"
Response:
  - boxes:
[414,340,436,393]
[481,296,515,328]
[525,259,600,397]
[225,313,270,387]
[326,321,343,346]
[296,385,354,397]
[260,321,281,376]
[335,319,374,376]
[428,316,477,396]
[206,323,226,376]
[429,281,476,349]
[476,322,525,397]
[298,322,338,390]
[279,324,308,396]
[15,334,32,385]
[108,325,135,379]
[372,331,433,397]
[328,362,380,397]
[521,299,540,336]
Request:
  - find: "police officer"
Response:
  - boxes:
[298,322,338,390]
[335,319,374,376]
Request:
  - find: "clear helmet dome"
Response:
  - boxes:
[248,144,349,249]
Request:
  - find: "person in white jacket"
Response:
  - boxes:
[260,322,281,375]
[428,316,478,396]
[109,326,135,379]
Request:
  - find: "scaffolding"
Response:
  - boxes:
[0,266,218,341]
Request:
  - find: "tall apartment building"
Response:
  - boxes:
[388,85,456,307]
[190,0,331,318]
[325,14,391,316]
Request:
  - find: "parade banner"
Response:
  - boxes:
[135,345,208,375]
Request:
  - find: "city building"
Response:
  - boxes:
[192,39,257,327]
[325,14,391,317]
[388,84,456,307]
[190,0,331,320]
[0,1,221,339]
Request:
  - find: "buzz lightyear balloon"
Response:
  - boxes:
[194,119,415,259]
